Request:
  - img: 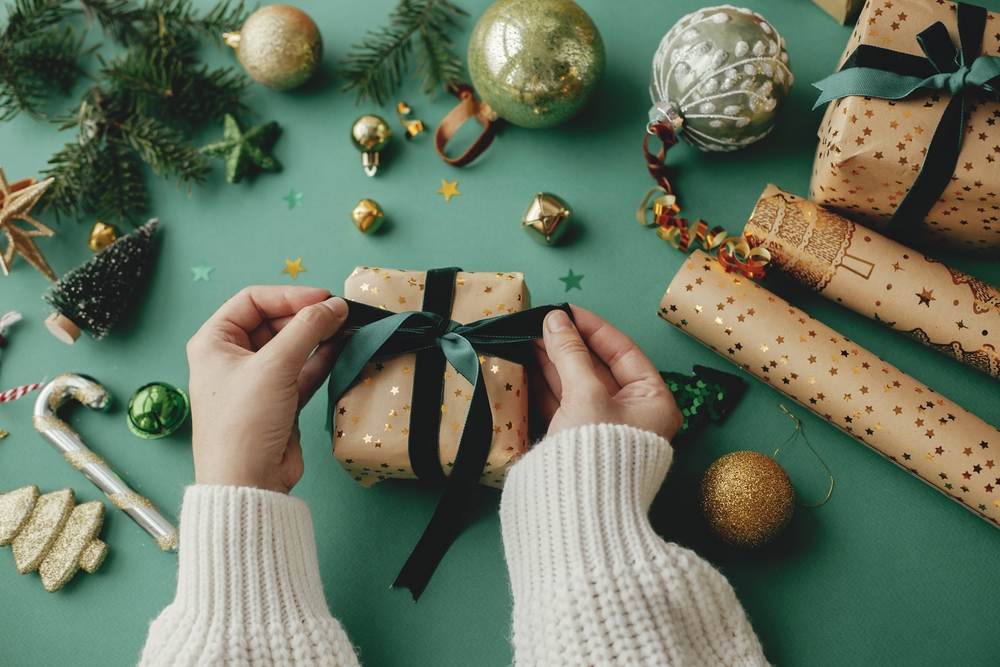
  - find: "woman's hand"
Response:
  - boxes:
[186,286,348,493]
[531,306,682,441]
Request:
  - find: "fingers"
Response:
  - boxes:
[540,310,603,398]
[212,286,333,337]
[297,339,340,409]
[532,338,621,400]
[262,297,349,370]
[568,305,662,389]
[528,351,560,424]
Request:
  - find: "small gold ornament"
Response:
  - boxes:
[88,222,120,252]
[0,168,57,281]
[397,102,425,139]
[224,5,322,91]
[521,192,572,245]
[351,199,385,234]
[350,115,392,177]
[0,485,108,592]
[699,450,795,548]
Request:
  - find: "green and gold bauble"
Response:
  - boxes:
[649,5,792,151]
[468,0,605,129]
[224,5,322,91]
[127,383,190,439]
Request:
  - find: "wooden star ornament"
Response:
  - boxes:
[0,168,57,281]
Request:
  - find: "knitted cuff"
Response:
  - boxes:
[138,485,359,667]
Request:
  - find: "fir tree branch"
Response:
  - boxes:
[93,135,148,221]
[117,112,211,184]
[77,0,247,46]
[337,0,468,106]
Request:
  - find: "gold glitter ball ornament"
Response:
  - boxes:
[351,199,385,234]
[88,222,120,251]
[224,5,322,91]
[699,450,795,548]
[350,115,392,176]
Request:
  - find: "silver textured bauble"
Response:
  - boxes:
[649,5,793,151]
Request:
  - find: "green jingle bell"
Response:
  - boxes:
[127,383,190,439]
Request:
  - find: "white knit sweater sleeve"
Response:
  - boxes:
[500,423,769,667]
[138,485,360,667]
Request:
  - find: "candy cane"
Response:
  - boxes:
[0,379,45,402]
[32,374,179,551]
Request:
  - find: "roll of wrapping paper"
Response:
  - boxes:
[659,250,1000,528]
[743,185,1000,379]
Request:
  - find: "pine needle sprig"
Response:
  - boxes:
[0,0,86,119]
[77,0,248,47]
[337,0,468,106]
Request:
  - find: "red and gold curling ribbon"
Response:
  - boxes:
[717,235,771,280]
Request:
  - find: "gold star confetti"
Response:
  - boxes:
[282,257,306,280]
[437,179,460,201]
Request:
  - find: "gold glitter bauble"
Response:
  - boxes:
[224,5,322,91]
[699,450,795,548]
[351,199,384,234]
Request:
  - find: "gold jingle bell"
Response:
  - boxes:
[88,222,120,252]
[351,115,392,177]
[521,192,572,245]
[351,199,384,234]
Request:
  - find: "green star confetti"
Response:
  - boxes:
[191,262,214,282]
[283,188,304,209]
[559,269,584,292]
[201,114,282,184]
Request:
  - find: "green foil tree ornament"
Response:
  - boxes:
[661,364,747,439]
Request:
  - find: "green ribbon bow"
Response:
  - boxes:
[811,3,1000,236]
[328,285,569,600]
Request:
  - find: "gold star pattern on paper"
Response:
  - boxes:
[0,169,57,281]
[282,257,306,280]
[437,179,461,201]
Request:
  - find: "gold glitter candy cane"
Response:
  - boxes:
[32,374,178,552]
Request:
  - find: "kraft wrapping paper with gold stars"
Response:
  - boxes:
[333,267,530,488]
[659,250,1000,527]
[745,185,1000,379]
[809,0,1000,257]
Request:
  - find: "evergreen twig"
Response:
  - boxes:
[0,0,86,119]
[337,0,467,106]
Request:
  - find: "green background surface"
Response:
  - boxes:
[2,0,999,665]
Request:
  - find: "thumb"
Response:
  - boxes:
[263,297,349,370]
[541,310,602,397]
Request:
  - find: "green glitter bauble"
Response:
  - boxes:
[127,383,190,439]
[468,0,605,129]
[649,5,793,151]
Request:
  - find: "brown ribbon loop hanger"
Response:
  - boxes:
[434,82,502,167]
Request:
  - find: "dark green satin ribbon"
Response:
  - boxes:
[329,293,570,600]
[812,3,1000,236]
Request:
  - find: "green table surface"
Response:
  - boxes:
[2,0,1000,664]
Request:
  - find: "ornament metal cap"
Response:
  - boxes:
[45,313,81,345]
[126,382,190,439]
[350,115,392,177]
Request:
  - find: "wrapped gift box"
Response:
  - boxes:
[809,0,1000,257]
[331,267,531,489]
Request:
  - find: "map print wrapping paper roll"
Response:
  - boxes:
[744,185,1000,379]
[659,249,1000,527]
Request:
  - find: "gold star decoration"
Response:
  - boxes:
[437,179,460,202]
[282,257,306,280]
[0,169,57,281]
